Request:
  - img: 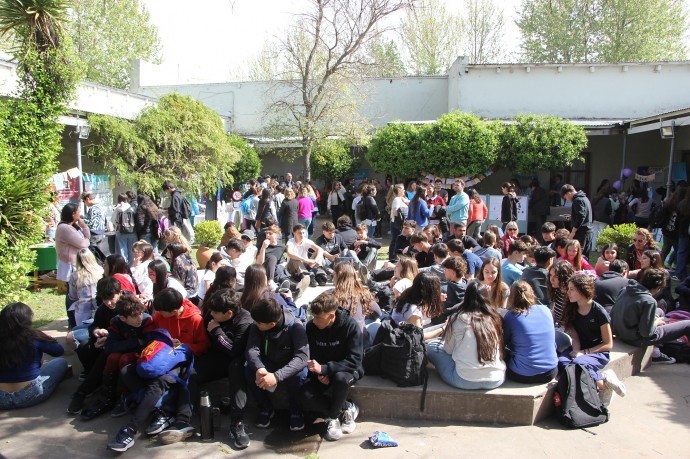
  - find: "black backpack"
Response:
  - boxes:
[555,364,609,428]
[118,207,135,234]
[181,196,193,219]
[649,204,665,229]
[356,198,367,221]
[363,319,428,410]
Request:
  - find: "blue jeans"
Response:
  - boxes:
[298,218,312,237]
[367,223,376,239]
[426,339,504,390]
[115,232,138,265]
[0,358,68,409]
[140,233,159,255]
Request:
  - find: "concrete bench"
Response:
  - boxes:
[350,341,652,425]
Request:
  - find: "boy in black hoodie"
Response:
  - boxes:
[195,288,253,449]
[301,292,363,441]
[245,297,309,431]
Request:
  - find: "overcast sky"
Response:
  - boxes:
[140,0,522,83]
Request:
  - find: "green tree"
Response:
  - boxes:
[460,0,505,64]
[362,34,406,77]
[498,114,587,174]
[311,139,361,183]
[263,0,412,181]
[220,134,262,200]
[516,0,687,63]
[400,0,462,74]
[0,0,78,304]
[87,93,241,197]
[66,0,161,89]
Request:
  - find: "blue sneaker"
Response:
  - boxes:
[107,426,136,452]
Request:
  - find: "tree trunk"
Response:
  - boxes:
[303,140,312,182]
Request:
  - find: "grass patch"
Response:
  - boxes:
[26,285,66,328]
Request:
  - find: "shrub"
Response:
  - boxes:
[311,139,361,183]
[595,223,638,256]
[193,220,224,248]
[367,122,423,177]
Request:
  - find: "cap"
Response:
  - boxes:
[241,229,254,240]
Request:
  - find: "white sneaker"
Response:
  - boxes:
[324,418,343,441]
[268,280,278,292]
[602,369,626,397]
[340,401,359,434]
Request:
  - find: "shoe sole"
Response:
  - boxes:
[107,443,134,453]
[233,438,250,449]
[290,424,305,431]
[158,429,194,444]
[146,417,174,436]
[652,359,677,365]
[255,412,274,429]
[341,421,356,434]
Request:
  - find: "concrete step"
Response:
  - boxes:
[350,341,652,426]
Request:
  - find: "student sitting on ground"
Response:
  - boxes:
[559,239,595,276]
[245,297,309,431]
[472,232,503,262]
[520,246,556,305]
[69,295,154,420]
[0,303,68,410]
[69,277,127,385]
[611,268,690,364]
[222,238,253,289]
[199,266,237,322]
[392,219,417,260]
[286,224,327,287]
[501,240,528,287]
[148,258,187,299]
[240,264,301,319]
[557,273,626,407]
[476,257,510,310]
[329,263,381,347]
[594,243,619,277]
[440,256,468,317]
[392,272,445,341]
[68,248,103,327]
[316,221,349,274]
[409,232,435,269]
[426,282,506,390]
[353,223,382,272]
[547,260,575,327]
[541,222,557,249]
[300,292,363,441]
[503,281,558,384]
[126,288,209,447]
[195,288,253,449]
[448,239,483,279]
[594,259,629,314]
[419,242,449,285]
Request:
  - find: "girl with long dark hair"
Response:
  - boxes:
[135,196,161,253]
[0,303,68,409]
[200,265,237,321]
[147,258,187,298]
[392,272,444,340]
[240,264,299,318]
[426,282,505,390]
[165,242,199,298]
[104,254,136,294]
[407,187,432,230]
[547,260,575,326]
[256,187,278,231]
[476,257,509,309]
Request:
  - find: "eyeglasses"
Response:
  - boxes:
[508,228,518,232]
[633,238,644,243]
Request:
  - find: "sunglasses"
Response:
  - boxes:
[508,228,518,231]
[633,238,644,243]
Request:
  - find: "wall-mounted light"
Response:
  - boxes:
[525,66,531,73]
[660,123,675,139]
[76,124,91,140]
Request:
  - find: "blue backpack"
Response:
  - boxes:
[240,196,253,217]
[136,328,194,380]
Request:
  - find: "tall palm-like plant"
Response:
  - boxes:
[0,0,70,51]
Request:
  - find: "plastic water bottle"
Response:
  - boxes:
[199,391,214,441]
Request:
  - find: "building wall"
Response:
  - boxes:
[448,58,690,120]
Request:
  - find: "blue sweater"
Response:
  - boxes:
[407,199,432,227]
[503,305,557,377]
[0,339,64,383]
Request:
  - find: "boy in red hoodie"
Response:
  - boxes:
[107,288,209,452]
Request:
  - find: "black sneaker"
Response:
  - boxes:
[78,370,88,382]
[255,409,274,428]
[80,398,115,421]
[110,397,129,417]
[289,411,305,431]
[279,280,291,292]
[158,420,195,444]
[144,409,175,435]
[316,275,327,286]
[107,426,136,452]
[309,274,318,288]
[229,421,250,449]
[67,392,86,415]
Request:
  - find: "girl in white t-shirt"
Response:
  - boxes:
[427,282,506,390]
[391,272,445,340]
[388,256,418,300]
[197,252,226,301]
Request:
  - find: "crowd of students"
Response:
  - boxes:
[5,174,690,452]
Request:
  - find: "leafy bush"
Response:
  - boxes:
[193,220,224,248]
[498,114,587,174]
[367,122,423,177]
[595,223,638,256]
[420,112,500,177]
[228,134,262,186]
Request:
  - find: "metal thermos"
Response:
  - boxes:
[199,391,214,441]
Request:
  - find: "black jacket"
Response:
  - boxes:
[355,237,381,261]
[363,195,380,220]
[336,223,358,249]
[571,191,593,230]
[610,279,658,346]
[168,190,186,225]
[316,233,348,256]
[501,194,518,223]
[520,265,549,305]
[245,309,309,382]
[305,308,363,378]
[594,271,628,312]
[279,199,300,237]
[135,206,158,239]
[207,308,253,360]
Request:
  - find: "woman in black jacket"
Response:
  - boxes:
[361,184,381,239]
[279,188,300,243]
[135,196,160,253]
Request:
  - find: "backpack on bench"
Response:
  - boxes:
[363,319,428,410]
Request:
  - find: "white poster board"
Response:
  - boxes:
[487,195,528,221]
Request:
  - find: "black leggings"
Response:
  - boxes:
[505,366,557,384]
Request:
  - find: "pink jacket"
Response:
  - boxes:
[468,200,488,223]
[55,222,90,266]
